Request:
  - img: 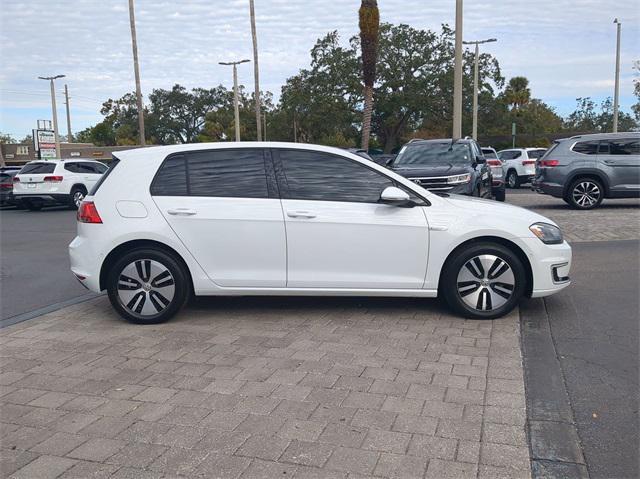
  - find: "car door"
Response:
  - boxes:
[273,148,429,289]
[151,148,286,287]
[596,138,640,196]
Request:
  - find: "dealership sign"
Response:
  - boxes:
[32,129,57,159]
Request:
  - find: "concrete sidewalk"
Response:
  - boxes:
[0,296,530,479]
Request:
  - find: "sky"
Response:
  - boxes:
[0,0,638,140]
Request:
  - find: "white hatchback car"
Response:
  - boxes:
[13,159,108,210]
[69,142,571,324]
[498,148,547,188]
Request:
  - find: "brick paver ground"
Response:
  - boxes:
[0,296,530,478]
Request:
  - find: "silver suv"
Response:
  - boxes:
[533,132,640,209]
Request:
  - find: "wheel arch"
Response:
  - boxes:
[563,170,609,198]
[99,239,194,293]
[439,235,534,298]
[70,183,88,193]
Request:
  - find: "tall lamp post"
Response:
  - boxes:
[219,59,250,141]
[128,0,146,145]
[249,0,262,141]
[38,74,65,157]
[452,0,463,138]
[612,18,621,133]
[463,38,497,140]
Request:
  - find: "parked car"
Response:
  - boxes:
[13,159,108,211]
[499,148,547,188]
[388,139,493,198]
[0,170,19,206]
[533,133,640,209]
[482,147,505,202]
[69,142,571,324]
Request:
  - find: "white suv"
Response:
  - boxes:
[498,148,547,188]
[13,159,108,210]
[69,142,571,324]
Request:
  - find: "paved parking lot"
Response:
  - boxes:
[1,297,529,478]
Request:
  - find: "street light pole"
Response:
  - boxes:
[64,84,72,143]
[463,38,497,140]
[452,0,463,138]
[38,74,65,157]
[220,60,250,141]
[128,0,146,145]
[613,18,621,133]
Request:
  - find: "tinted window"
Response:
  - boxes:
[187,149,268,198]
[528,149,546,159]
[606,138,640,155]
[279,150,394,203]
[19,163,55,174]
[482,149,497,159]
[393,143,472,167]
[94,163,108,174]
[151,157,188,196]
[64,163,79,173]
[90,159,119,195]
[572,141,599,155]
[78,162,106,174]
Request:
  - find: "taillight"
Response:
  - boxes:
[539,159,560,168]
[44,176,64,182]
[522,160,536,165]
[0,183,12,189]
[77,201,103,224]
[13,177,20,183]
[486,159,502,167]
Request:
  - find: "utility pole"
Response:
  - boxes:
[613,18,621,133]
[220,60,250,141]
[249,0,262,141]
[452,0,463,138]
[64,84,72,143]
[463,38,497,140]
[38,75,65,157]
[263,112,267,141]
[129,0,146,145]
[293,114,297,143]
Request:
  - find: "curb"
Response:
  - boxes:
[0,293,103,329]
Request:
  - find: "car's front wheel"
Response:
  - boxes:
[106,248,190,324]
[440,242,526,319]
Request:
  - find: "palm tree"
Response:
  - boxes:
[504,76,531,110]
[359,0,379,150]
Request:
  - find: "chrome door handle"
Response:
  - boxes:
[287,210,316,219]
[167,208,197,216]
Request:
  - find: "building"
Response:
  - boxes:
[0,143,148,167]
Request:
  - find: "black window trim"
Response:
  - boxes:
[271,148,430,206]
[149,147,279,199]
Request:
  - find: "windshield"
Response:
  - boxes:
[393,143,472,167]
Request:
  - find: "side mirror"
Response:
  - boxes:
[380,186,413,207]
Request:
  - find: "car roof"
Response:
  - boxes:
[564,132,640,141]
[406,138,473,145]
[24,158,105,164]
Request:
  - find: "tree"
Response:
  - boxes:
[359,0,379,151]
[504,76,531,110]
[0,132,16,144]
[565,97,637,133]
[632,60,640,122]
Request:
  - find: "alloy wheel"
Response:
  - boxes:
[73,191,85,208]
[572,181,600,208]
[456,254,515,311]
[117,259,176,316]
[507,172,517,188]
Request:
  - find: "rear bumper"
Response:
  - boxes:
[69,234,103,293]
[14,193,71,204]
[531,179,564,198]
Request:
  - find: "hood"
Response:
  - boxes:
[391,164,471,177]
[443,194,559,227]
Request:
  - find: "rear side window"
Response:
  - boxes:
[64,162,79,173]
[605,138,640,155]
[151,149,269,198]
[19,163,55,174]
[89,159,119,196]
[572,141,599,155]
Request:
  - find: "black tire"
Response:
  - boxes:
[440,242,527,319]
[506,170,520,189]
[69,186,87,210]
[494,187,506,202]
[106,248,190,324]
[565,177,604,210]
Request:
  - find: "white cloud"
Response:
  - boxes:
[1,0,638,137]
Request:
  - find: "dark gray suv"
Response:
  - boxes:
[533,132,640,209]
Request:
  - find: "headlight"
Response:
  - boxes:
[447,174,471,184]
[529,222,563,244]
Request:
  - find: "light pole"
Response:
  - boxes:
[220,59,250,141]
[128,0,146,145]
[452,0,463,138]
[249,0,262,141]
[463,38,497,140]
[613,18,621,133]
[38,74,65,157]
[64,84,72,143]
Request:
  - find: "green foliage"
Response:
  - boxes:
[0,132,16,144]
[632,60,640,122]
[503,76,531,110]
[564,97,637,133]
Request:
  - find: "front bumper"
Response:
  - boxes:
[519,238,572,298]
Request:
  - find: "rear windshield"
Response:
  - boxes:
[527,149,547,159]
[89,159,118,196]
[482,149,497,159]
[19,163,55,174]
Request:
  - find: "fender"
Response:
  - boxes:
[563,168,609,196]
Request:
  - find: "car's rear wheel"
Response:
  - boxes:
[440,242,526,319]
[565,177,603,210]
[506,170,520,189]
[106,248,189,324]
[69,186,87,210]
